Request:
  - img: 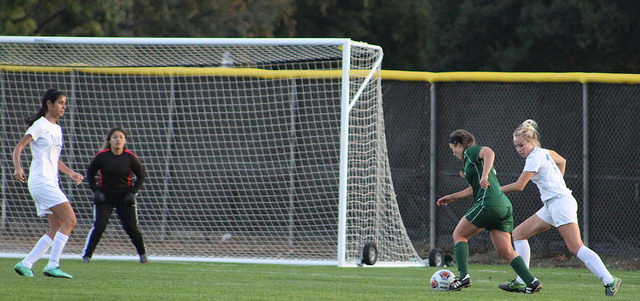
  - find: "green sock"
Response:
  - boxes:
[510,256,535,284]
[454,241,469,277]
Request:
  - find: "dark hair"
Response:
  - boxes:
[25,89,66,125]
[449,129,476,148]
[102,127,128,150]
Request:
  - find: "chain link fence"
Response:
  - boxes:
[382,73,640,269]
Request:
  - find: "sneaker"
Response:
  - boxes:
[82,256,91,263]
[43,266,73,279]
[14,262,34,277]
[449,274,472,291]
[139,254,148,264]
[498,279,526,293]
[605,277,622,296]
[525,278,542,294]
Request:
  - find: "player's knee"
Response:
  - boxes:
[66,216,77,229]
[122,225,135,234]
[512,229,525,241]
[124,222,142,234]
[496,248,515,261]
[452,228,469,242]
[567,243,583,256]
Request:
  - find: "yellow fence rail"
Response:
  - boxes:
[4,65,640,84]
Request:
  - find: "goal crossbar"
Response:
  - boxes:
[0,36,352,46]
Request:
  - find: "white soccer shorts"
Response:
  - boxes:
[536,194,578,227]
[28,183,69,217]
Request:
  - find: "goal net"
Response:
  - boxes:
[0,37,423,266]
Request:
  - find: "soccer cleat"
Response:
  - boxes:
[14,262,34,277]
[605,277,622,296]
[524,278,542,294]
[449,274,472,291]
[498,279,526,293]
[82,256,91,263]
[43,266,73,279]
[139,254,148,264]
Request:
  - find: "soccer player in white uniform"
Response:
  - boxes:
[12,89,84,279]
[498,119,621,296]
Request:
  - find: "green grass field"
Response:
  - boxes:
[0,258,637,300]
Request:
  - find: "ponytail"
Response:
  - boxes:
[25,89,65,126]
[513,119,541,147]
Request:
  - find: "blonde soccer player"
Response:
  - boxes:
[499,119,621,296]
[13,89,83,278]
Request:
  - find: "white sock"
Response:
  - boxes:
[21,234,53,269]
[46,232,69,269]
[577,246,614,285]
[514,239,530,284]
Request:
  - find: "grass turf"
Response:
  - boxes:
[1,258,637,300]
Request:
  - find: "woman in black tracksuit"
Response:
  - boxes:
[82,127,148,263]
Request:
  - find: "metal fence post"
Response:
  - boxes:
[429,82,437,250]
[582,83,590,247]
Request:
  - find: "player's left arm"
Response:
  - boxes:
[129,154,146,193]
[437,186,473,206]
[478,146,494,189]
[58,159,84,185]
[548,149,566,176]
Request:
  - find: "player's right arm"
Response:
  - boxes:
[501,171,535,193]
[437,186,473,206]
[86,154,102,192]
[478,146,495,189]
[13,134,33,182]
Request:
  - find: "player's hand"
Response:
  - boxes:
[480,175,490,189]
[93,191,106,204]
[14,168,25,182]
[70,172,84,185]
[437,195,453,206]
[124,192,136,206]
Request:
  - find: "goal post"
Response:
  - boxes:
[0,36,424,266]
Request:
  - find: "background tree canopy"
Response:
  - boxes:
[2,0,639,72]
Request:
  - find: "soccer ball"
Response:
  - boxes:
[430,269,455,291]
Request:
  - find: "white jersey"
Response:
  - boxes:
[523,146,572,202]
[25,117,63,186]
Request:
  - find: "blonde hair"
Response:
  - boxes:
[513,119,541,147]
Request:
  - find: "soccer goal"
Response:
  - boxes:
[0,37,423,266]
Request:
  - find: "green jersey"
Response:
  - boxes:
[463,145,511,208]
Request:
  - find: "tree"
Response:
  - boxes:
[423,0,523,71]
[0,0,132,36]
[1,0,39,35]
[508,0,639,72]
[278,0,430,70]
[360,0,431,71]
[422,0,640,72]
[121,0,293,38]
[3,0,640,72]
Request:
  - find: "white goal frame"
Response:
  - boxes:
[0,36,423,267]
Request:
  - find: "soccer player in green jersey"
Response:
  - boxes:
[437,129,541,293]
